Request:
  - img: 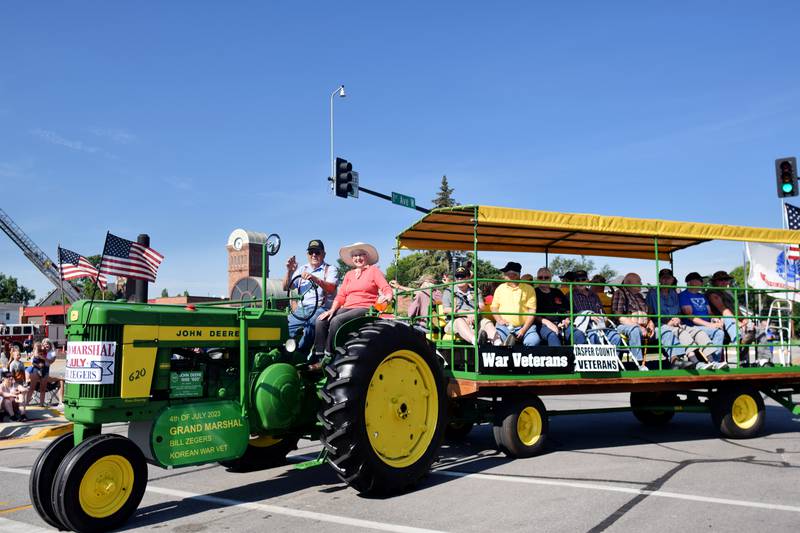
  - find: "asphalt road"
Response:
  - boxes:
[1,393,799,532]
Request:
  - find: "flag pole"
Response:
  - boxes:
[57,245,68,321]
[84,232,110,328]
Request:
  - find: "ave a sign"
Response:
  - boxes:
[391,192,416,209]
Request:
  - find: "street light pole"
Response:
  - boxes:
[330,85,346,184]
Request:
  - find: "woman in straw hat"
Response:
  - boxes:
[314,242,393,360]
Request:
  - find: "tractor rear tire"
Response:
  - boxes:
[29,432,73,530]
[712,387,765,439]
[319,320,446,495]
[493,396,549,458]
[630,392,677,426]
[52,434,147,533]
[219,435,299,472]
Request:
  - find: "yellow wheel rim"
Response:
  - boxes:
[365,349,439,468]
[249,435,283,448]
[78,455,134,518]
[516,406,543,446]
[731,394,758,429]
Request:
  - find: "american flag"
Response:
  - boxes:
[58,247,108,289]
[785,204,800,260]
[99,233,164,282]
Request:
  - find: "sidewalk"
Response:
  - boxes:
[0,359,72,446]
[0,404,71,446]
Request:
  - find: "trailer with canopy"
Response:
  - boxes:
[393,205,800,454]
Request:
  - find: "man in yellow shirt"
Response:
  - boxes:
[491,261,539,347]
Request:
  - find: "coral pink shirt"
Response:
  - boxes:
[335,265,392,309]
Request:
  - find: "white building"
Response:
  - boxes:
[0,302,21,324]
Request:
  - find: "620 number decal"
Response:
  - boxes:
[129,368,147,381]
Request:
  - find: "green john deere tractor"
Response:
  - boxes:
[30,234,446,533]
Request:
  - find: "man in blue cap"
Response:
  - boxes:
[283,239,338,353]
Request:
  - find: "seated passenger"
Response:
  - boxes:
[646,269,719,368]
[441,267,499,345]
[678,272,727,369]
[571,270,636,362]
[560,271,576,296]
[591,274,613,315]
[491,261,540,347]
[706,270,754,362]
[532,267,567,346]
[314,242,392,361]
[611,272,654,367]
[391,274,436,329]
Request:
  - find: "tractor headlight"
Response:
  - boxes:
[284,338,297,353]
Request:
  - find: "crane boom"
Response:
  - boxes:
[0,207,83,302]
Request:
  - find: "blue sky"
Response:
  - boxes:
[2,1,799,301]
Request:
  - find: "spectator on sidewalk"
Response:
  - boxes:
[1,371,28,422]
[22,336,32,355]
[8,346,26,384]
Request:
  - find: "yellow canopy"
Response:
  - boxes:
[396,205,800,260]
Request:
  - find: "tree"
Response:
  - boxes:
[385,251,501,288]
[432,175,458,209]
[0,273,35,305]
[161,288,169,297]
[730,264,748,289]
[430,175,459,262]
[335,258,353,284]
[386,251,450,286]
[548,255,617,280]
[75,255,115,300]
[182,290,189,297]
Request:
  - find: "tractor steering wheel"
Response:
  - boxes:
[288,274,321,322]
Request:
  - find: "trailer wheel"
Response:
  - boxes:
[52,434,147,533]
[29,432,73,530]
[630,392,676,426]
[444,420,475,441]
[712,387,765,439]
[219,435,299,472]
[493,397,548,458]
[319,320,446,494]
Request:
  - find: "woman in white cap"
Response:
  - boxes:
[313,242,393,360]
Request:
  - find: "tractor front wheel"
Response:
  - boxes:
[220,435,299,472]
[29,432,73,530]
[319,320,446,494]
[52,434,147,533]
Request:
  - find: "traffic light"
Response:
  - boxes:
[776,157,798,198]
[334,157,359,198]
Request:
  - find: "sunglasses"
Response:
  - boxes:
[537,276,551,280]
[307,250,323,255]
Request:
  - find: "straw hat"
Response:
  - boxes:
[339,242,379,267]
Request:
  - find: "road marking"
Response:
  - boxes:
[0,467,444,533]
[0,468,27,476]
[0,506,31,516]
[0,516,52,532]
[146,486,445,533]
[431,468,800,514]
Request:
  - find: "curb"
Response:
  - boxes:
[0,422,73,448]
